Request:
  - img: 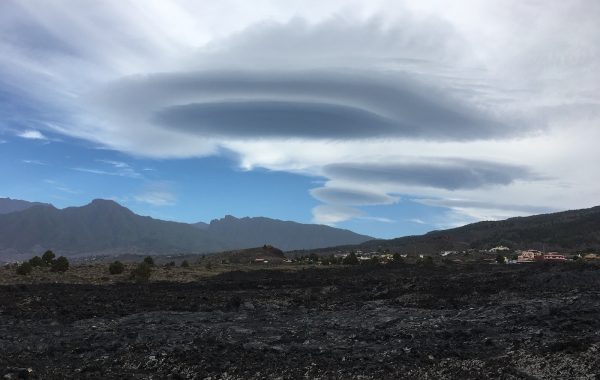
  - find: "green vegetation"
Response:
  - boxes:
[320,255,342,265]
[108,261,125,275]
[28,256,44,267]
[496,254,506,264]
[16,262,32,275]
[343,252,359,265]
[42,250,55,265]
[418,256,435,267]
[143,256,155,267]
[367,256,380,265]
[130,262,152,282]
[392,253,404,264]
[181,260,190,268]
[50,256,69,272]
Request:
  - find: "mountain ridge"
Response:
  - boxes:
[0,199,227,261]
[0,198,373,261]
[311,205,600,255]
[0,197,51,214]
[194,214,372,251]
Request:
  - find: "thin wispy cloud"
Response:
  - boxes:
[359,216,395,223]
[22,159,47,165]
[134,191,176,206]
[134,182,177,206]
[72,160,142,179]
[96,160,130,168]
[43,179,79,194]
[17,130,47,140]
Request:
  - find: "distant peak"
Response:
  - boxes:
[211,214,238,222]
[89,199,123,207]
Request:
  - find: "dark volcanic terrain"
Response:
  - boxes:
[2,263,600,379]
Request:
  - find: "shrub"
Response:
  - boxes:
[16,262,32,275]
[29,256,45,267]
[143,256,155,267]
[320,256,329,265]
[42,250,55,265]
[343,252,359,265]
[392,253,404,264]
[495,254,506,264]
[50,256,69,272]
[418,256,435,267]
[205,262,213,271]
[181,260,190,268]
[367,256,380,265]
[108,261,125,275]
[130,262,152,282]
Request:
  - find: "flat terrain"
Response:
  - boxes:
[1,262,600,379]
[0,261,285,285]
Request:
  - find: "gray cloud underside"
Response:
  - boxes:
[154,101,396,138]
[95,70,514,141]
[310,187,398,206]
[324,159,540,190]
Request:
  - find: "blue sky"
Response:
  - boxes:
[0,129,446,238]
[1,1,599,238]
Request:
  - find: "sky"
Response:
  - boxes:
[0,0,599,239]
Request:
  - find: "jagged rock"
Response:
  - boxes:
[1,263,600,378]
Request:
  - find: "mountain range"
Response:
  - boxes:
[348,205,600,254]
[0,198,372,261]
[193,215,371,252]
[3,196,599,262]
[0,198,49,214]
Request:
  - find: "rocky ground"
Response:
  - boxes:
[1,262,600,379]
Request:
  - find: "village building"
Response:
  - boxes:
[518,250,566,263]
[517,250,542,263]
[536,252,567,262]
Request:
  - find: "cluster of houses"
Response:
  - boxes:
[285,246,598,266]
[516,250,600,263]
[440,246,577,263]
[332,250,402,263]
[516,250,567,263]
